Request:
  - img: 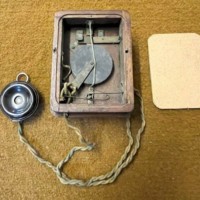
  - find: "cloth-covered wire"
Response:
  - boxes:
[60,82,77,103]
[88,20,96,87]
[17,89,145,186]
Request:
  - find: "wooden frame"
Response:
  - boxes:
[50,10,134,117]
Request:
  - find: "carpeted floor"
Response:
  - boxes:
[0,0,200,200]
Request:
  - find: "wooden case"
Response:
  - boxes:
[50,10,134,117]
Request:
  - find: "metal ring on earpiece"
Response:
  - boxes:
[16,72,29,82]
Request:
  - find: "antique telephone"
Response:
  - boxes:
[0,11,145,186]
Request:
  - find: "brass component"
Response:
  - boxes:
[79,36,121,44]
[98,30,104,37]
[76,30,84,41]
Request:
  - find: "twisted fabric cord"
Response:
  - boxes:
[17,89,145,186]
[60,82,77,103]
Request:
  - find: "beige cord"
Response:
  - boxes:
[60,82,77,103]
[88,20,96,87]
[17,89,145,186]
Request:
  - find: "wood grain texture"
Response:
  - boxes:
[0,0,200,200]
[50,10,134,116]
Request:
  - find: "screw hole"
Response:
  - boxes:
[125,50,129,53]
[53,47,57,53]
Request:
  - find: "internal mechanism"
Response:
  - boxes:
[60,19,123,105]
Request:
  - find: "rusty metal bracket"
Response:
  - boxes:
[76,30,84,41]
[71,61,94,89]
[79,36,121,44]
[98,30,105,37]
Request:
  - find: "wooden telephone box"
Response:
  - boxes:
[51,10,134,117]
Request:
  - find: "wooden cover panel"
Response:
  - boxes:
[148,33,200,109]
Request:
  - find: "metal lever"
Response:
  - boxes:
[71,61,94,89]
[60,61,94,103]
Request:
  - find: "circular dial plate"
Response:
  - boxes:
[70,45,113,85]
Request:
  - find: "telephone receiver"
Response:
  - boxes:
[0,72,39,122]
